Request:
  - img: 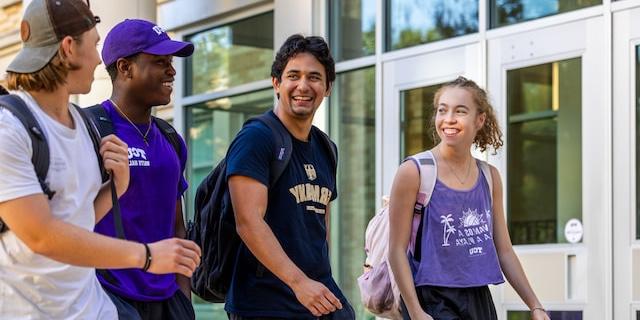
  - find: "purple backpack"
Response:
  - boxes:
[357,150,492,318]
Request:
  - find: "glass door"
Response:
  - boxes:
[612,5,640,319]
[488,16,607,319]
[381,43,482,196]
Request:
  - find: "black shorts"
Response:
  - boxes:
[227,301,356,320]
[401,285,498,320]
[104,288,195,320]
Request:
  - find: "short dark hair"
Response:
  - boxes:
[271,34,335,88]
[0,85,8,95]
[106,53,140,82]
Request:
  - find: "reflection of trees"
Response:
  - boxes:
[333,68,376,318]
[186,12,274,95]
[495,0,523,26]
[189,30,230,94]
[362,24,375,56]
[333,0,375,60]
[392,0,478,50]
[493,0,601,27]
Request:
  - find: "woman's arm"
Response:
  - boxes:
[388,161,432,320]
[490,166,550,320]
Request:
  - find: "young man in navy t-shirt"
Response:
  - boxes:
[93,19,198,320]
[225,35,354,319]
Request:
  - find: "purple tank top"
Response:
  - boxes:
[411,164,505,287]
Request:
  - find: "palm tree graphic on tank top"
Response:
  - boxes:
[440,214,456,246]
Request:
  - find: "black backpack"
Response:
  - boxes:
[0,94,108,233]
[188,110,337,303]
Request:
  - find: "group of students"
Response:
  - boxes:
[0,0,551,319]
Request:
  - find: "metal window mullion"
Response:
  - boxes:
[508,109,558,124]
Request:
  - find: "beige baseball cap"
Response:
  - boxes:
[7,0,100,74]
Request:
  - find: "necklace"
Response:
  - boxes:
[110,99,152,146]
[437,148,472,185]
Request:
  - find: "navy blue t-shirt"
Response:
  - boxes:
[224,112,347,318]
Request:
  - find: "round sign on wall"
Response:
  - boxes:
[564,218,583,244]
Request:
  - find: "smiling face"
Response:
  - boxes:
[434,87,486,149]
[272,52,331,122]
[127,53,175,107]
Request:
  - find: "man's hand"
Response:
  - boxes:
[291,277,342,317]
[99,134,129,197]
[409,310,434,320]
[146,238,201,277]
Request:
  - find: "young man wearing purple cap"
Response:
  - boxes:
[0,2,201,319]
[92,19,196,320]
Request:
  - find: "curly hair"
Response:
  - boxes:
[271,34,335,88]
[431,76,504,153]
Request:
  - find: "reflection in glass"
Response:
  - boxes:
[490,0,601,28]
[507,58,582,245]
[329,67,376,319]
[329,0,376,61]
[508,310,582,320]
[185,89,272,221]
[185,12,273,95]
[636,46,640,239]
[400,84,440,159]
[386,0,478,51]
[186,90,272,318]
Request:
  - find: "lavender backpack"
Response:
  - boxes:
[357,150,492,319]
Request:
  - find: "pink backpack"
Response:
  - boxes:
[357,151,492,319]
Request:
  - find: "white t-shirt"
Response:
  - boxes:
[0,91,117,319]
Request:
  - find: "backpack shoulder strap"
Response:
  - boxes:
[86,104,114,138]
[405,150,437,207]
[78,104,125,240]
[403,150,437,261]
[0,94,54,199]
[248,111,293,187]
[311,126,337,176]
[477,159,493,205]
[74,104,109,183]
[153,116,182,157]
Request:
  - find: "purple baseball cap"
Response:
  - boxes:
[102,19,194,67]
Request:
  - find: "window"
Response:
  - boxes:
[386,0,478,51]
[183,12,274,318]
[507,58,582,245]
[508,310,582,319]
[185,12,274,95]
[400,84,440,159]
[490,0,601,28]
[329,67,376,318]
[329,0,376,61]
[636,45,640,239]
[185,90,272,219]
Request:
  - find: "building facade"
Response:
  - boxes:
[2,0,640,319]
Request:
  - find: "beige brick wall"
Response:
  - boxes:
[0,2,21,36]
[0,1,21,84]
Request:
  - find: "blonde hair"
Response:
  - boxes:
[431,76,503,153]
[6,38,81,92]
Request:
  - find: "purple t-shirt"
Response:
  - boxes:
[94,100,188,301]
[412,164,505,288]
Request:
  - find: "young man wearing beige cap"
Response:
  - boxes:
[0,1,201,318]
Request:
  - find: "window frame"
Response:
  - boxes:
[503,54,584,246]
